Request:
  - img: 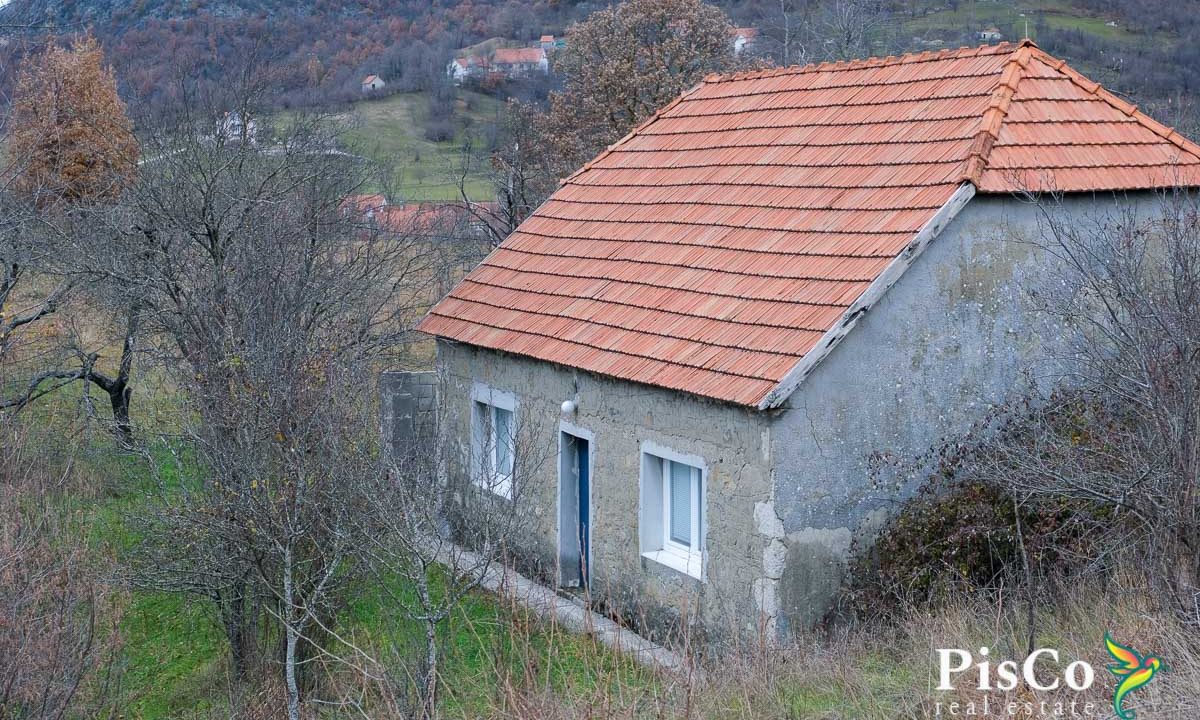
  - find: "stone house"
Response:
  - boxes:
[409,41,1200,642]
[215,110,257,145]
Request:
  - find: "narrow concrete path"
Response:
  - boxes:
[458,546,695,676]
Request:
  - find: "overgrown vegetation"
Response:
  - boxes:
[853,195,1200,684]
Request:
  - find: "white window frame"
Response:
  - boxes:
[639,441,706,580]
[661,458,702,560]
[470,383,517,499]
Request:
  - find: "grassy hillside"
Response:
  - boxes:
[340,90,504,203]
[900,0,1137,42]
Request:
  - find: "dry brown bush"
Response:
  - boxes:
[0,420,123,719]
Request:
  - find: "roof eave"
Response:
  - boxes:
[755,182,978,410]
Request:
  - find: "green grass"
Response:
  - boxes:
[75,440,226,718]
[901,0,1138,43]
[63,432,656,718]
[118,593,228,719]
[755,649,914,719]
[343,569,661,717]
[340,90,503,202]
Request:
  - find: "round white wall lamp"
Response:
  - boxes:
[561,399,578,415]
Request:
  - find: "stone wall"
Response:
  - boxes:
[436,341,776,643]
[380,370,437,461]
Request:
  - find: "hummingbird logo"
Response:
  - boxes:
[1105,633,1165,719]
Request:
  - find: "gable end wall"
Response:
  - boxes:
[768,191,1163,635]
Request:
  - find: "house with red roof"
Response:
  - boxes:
[447,55,488,85]
[490,47,549,77]
[408,41,1200,641]
[730,27,758,55]
[345,195,502,243]
[361,74,385,93]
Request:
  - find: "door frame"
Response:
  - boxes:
[557,420,594,589]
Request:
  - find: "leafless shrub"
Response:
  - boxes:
[350,379,554,719]
[0,420,123,719]
[463,575,1199,720]
[984,193,1200,622]
[851,193,1200,629]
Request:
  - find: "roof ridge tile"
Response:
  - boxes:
[707,40,1025,84]
[961,43,1031,184]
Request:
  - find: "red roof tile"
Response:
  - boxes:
[492,48,546,65]
[419,41,1200,407]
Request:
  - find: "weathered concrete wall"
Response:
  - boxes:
[768,192,1161,635]
[436,341,775,642]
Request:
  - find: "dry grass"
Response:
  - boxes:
[435,576,1200,720]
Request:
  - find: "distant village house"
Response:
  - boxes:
[490,47,549,77]
[731,27,758,55]
[216,110,257,145]
[361,74,386,93]
[345,194,501,245]
[447,56,488,85]
[346,193,388,219]
[976,27,1004,42]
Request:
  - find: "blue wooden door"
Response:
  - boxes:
[577,439,590,589]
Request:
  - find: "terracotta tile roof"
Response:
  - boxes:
[418,41,1200,407]
[453,55,489,69]
[359,201,501,236]
[346,193,387,214]
[492,48,546,65]
[972,49,1200,191]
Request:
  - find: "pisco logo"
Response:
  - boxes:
[1104,634,1165,720]
[932,634,1165,719]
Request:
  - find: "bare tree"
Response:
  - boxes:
[755,0,816,67]
[85,77,443,716]
[0,35,141,441]
[355,382,551,719]
[0,186,143,443]
[457,108,561,244]
[813,0,888,62]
